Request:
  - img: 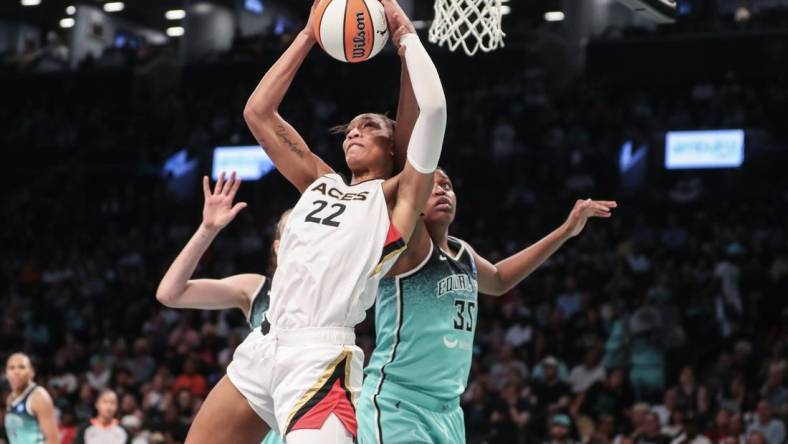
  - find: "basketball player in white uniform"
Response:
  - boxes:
[156,172,287,444]
[183,0,447,443]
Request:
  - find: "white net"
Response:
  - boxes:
[428,0,505,56]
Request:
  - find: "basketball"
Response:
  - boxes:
[312,0,389,63]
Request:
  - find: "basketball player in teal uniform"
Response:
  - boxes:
[4,353,59,444]
[354,3,616,441]
[357,167,617,443]
[156,172,287,444]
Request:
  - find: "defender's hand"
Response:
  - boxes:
[201,171,247,230]
[561,199,617,238]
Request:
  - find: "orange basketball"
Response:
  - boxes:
[312,0,389,63]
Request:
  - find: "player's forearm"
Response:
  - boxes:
[156,224,220,305]
[488,225,572,295]
[391,35,446,241]
[393,58,418,170]
[400,33,446,174]
[243,33,314,118]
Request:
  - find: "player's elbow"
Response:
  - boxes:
[243,103,275,126]
[244,103,274,127]
[155,287,179,307]
[419,95,447,128]
[486,271,509,296]
[155,291,172,306]
[479,282,506,297]
[486,286,508,297]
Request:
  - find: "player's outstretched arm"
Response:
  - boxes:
[471,199,618,296]
[156,172,261,314]
[243,0,333,193]
[385,0,447,243]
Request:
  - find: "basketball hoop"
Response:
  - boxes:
[428,0,506,56]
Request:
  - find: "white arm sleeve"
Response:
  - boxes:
[400,33,447,174]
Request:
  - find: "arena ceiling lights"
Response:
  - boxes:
[166,26,185,37]
[2,0,313,38]
[103,2,125,13]
[165,9,186,20]
[544,11,565,21]
[500,0,511,15]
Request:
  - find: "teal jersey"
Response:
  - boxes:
[247,276,272,329]
[365,237,478,401]
[4,384,44,444]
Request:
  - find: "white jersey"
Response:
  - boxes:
[267,173,405,329]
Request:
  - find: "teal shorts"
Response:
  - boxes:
[261,431,284,444]
[357,377,465,444]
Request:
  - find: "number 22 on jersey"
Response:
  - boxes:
[304,200,346,227]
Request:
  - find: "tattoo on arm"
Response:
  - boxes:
[275,125,304,158]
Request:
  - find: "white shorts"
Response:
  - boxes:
[226,327,363,439]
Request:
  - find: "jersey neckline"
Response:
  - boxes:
[440,236,466,261]
[325,173,384,187]
[9,383,37,408]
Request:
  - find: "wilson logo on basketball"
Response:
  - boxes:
[352,12,367,59]
[313,0,388,63]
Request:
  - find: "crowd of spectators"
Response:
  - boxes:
[2,22,788,444]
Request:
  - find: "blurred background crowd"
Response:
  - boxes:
[2,0,788,443]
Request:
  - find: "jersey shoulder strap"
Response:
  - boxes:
[9,384,39,416]
[448,236,477,274]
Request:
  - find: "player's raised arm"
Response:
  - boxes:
[393,41,418,170]
[384,0,447,243]
[243,0,333,193]
[471,199,618,296]
[156,172,260,313]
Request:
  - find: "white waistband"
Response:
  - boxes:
[269,327,355,346]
